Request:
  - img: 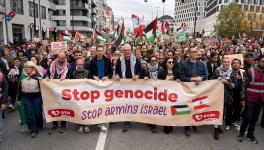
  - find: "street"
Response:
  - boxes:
[1,110,263,150]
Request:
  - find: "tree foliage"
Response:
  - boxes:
[215,3,249,38]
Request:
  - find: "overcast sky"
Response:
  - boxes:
[107,0,174,29]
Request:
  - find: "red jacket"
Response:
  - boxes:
[245,67,264,102]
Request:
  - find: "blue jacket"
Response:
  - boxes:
[179,59,207,82]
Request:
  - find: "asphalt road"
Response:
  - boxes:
[1,110,263,150]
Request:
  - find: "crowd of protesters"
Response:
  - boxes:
[0,35,264,144]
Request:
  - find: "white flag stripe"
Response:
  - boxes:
[177,107,191,112]
[193,98,209,107]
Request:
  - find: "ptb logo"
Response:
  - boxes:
[192,111,220,122]
[48,109,75,118]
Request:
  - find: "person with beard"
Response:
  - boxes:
[47,51,69,134]
[115,44,141,133]
[67,50,82,79]
[244,52,254,71]
[237,55,264,144]
[40,51,49,70]
[179,46,207,138]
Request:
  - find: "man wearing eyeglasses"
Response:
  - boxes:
[115,44,142,132]
[179,46,207,137]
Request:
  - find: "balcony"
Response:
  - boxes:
[91,9,98,16]
[91,0,98,8]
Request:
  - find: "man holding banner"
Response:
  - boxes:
[89,45,113,132]
[179,46,208,137]
[115,43,142,132]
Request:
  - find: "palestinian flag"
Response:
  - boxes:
[93,29,106,43]
[114,21,125,47]
[132,14,140,28]
[135,36,142,46]
[143,18,158,43]
[109,31,115,40]
[60,29,72,42]
[171,105,191,115]
[192,96,209,110]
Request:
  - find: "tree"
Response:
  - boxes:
[215,3,249,38]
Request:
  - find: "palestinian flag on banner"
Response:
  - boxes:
[192,96,210,110]
[114,20,125,47]
[143,18,158,43]
[171,105,191,115]
[60,29,72,42]
[93,29,106,43]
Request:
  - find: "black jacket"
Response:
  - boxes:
[157,67,179,80]
[89,56,113,79]
[72,69,90,79]
[206,60,220,79]
[179,60,207,82]
[115,58,141,79]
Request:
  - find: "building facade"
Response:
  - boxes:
[51,0,94,37]
[0,0,114,45]
[174,0,206,34]
[204,0,264,34]
[0,0,5,45]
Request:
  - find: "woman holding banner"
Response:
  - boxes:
[158,57,180,134]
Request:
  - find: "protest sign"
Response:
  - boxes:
[51,42,67,54]
[40,79,224,126]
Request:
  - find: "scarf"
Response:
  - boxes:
[50,59,68,79]
[120,54,136,78]
[147,63,159,79]
[217,65,232,80]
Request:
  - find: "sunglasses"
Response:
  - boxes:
[167,61,174,64]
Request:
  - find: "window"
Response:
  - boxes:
[29,2,38,17]
[256,6,260,12]
[262,7,264,13]
[54,10,66,16]
[56,20,66,26]
[224,0,228,3]
[41,6,46,19]
[11,0,23,14]
[250,6,254,12]
[244,5,248,11]
[53,0,65,5]
[48,9,54,20]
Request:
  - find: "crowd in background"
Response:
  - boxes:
[0,35,264,144]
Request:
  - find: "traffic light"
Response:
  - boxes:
[5,10,16,22]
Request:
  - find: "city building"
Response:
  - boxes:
[0,0,6,45]
[51,0,94,37]
[104,4,114,32]
[203,0,264,35]
[174,0,207,34]
[0,0,114,45]
[0,0,56,45]
[97,0,106,30]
